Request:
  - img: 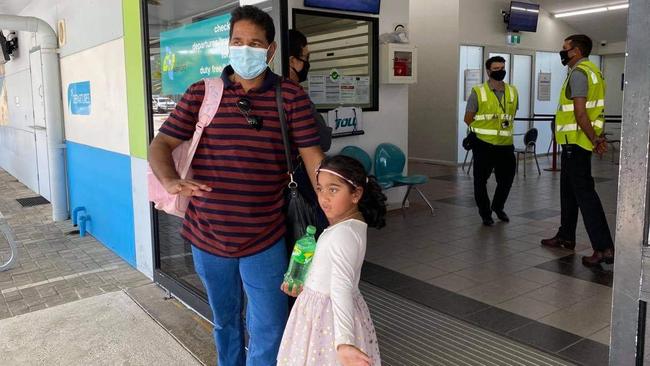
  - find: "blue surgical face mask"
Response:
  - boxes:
[229,45,271,80]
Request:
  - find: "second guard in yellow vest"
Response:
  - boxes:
[541,34,615,267]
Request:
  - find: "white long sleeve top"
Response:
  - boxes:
[304,219,367,348]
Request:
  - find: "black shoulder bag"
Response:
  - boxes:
[275,82,327,249]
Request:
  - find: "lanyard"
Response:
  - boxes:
[493,88,507,113]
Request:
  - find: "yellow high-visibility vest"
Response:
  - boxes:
[470,82,518,146]
[555,60,606,151]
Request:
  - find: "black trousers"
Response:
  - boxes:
[558,145,614,251]
[472,139,516,218]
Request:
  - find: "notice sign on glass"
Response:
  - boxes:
[538,72,552,101]
[307,72,370,106]
[464,69,482,101]
[160,13,231,95]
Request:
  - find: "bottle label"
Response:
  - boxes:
[291,246,314,264]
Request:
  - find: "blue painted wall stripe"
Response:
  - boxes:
[66,141,136,265]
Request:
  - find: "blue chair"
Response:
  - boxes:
[374,143,434,215]
[340,146,394,190]
[340,146,372,174]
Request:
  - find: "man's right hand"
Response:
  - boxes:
[162,178,212,197]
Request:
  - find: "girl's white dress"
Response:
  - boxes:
[277,219,380,365]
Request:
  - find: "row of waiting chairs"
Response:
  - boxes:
[339,144,434,215]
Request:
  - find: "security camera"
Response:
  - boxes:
[600,40,608,47]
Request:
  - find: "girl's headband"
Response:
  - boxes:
[316,167,368,188]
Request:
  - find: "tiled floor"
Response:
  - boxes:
[365,153,618,353]
[0,170,151,320]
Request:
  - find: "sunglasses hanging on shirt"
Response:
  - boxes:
[236,97,263,131]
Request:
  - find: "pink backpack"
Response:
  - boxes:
[147,78,224,217]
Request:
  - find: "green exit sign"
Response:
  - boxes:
[507,34,521,45]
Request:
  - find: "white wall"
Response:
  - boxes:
[459,0,580,52]
[596,41,626,55]
[409,0,460,165]
[289,0,409,205]
[61,38,130,155]
[1,0,126,185]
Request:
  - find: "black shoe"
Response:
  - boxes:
[482,216,495,226]
[493,210,510,222]
[540,235,576,250]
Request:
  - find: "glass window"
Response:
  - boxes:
[293,9,379,111]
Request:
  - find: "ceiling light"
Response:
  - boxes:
[607,4,629,10]
[554,3,628,18]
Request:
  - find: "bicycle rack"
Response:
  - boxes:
[0,212,17,271]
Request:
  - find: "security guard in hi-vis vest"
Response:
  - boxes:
[541,34,614,267]
[464,56,518,226]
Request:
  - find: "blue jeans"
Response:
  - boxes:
[191,240,288,366]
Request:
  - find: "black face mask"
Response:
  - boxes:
[490,69,506,81]
[292,58,310,83]
[559,48,574,66]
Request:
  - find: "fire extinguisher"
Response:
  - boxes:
[394,58,408,76]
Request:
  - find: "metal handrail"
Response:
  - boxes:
[0,212,17,271]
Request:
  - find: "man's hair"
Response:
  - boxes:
[565,34,592,57]
[229,5,275,44]
[485,56,506,70]
[288,29,307,59]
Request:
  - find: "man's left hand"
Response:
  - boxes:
[593,137,608,155]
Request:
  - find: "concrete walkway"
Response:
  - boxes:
[0,291,201,365]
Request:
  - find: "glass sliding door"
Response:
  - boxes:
[142,0,281,318]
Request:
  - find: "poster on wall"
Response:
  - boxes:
[327,106,363,135]
[464,69,482,101]
[307,70,371,106]
[160,13,231,96]
[0,65,7,126]
[537,72,552,101]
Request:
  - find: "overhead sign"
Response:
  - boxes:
[160,13,231,95]
[67,81,91,115]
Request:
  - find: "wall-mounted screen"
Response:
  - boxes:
[304,0,380,15]
[507,1,539,32]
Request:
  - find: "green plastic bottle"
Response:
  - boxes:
[284,225,317,292]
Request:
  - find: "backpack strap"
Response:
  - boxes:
[178,78,224,178]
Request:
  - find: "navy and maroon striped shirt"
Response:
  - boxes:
[159,66,320,257]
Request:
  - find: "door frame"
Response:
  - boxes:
[484,47,536,127]
[141,0,287,321]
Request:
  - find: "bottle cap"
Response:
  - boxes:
[306,225,316,235]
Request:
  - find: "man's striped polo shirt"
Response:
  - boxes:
[159,66,320,257]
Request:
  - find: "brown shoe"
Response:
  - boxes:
[541,235,576,250]
[582,248,615,267]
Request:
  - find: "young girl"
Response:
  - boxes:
[277,155,387,366]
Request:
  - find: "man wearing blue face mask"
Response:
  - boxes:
[148,5,324,366]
